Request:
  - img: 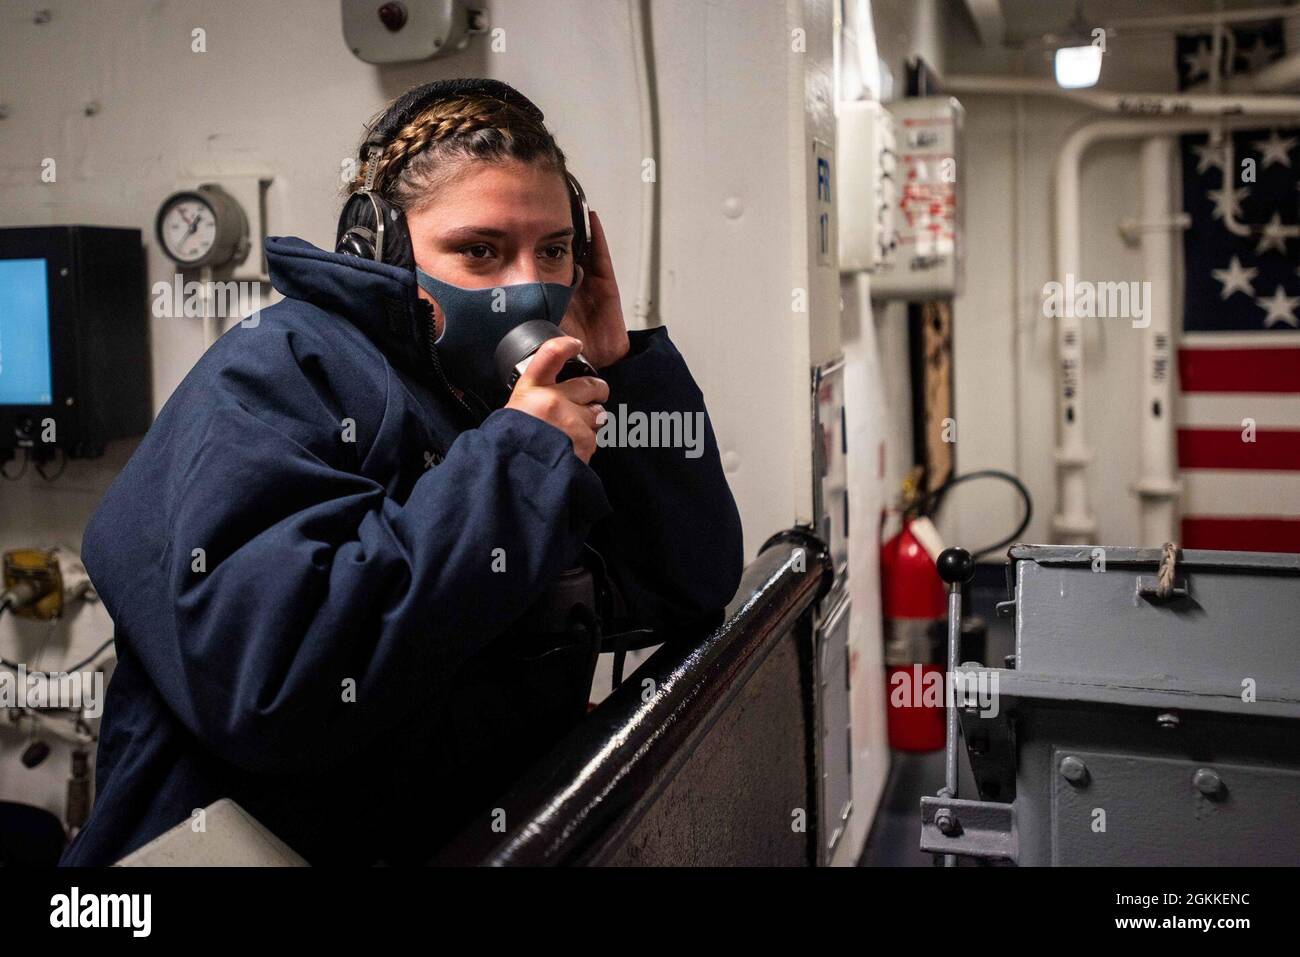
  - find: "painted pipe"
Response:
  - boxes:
[200,265,219,350]
[1105,5,1300,32]
[942,75,1300,118]
[1051,115,1299,543]
[1050,123,1098,542]
[1135,137,1181,546]
[1246,54,1300,92]
[1240,18,1300,92]
[629,0,660,327]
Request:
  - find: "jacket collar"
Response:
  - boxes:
[265,235,435,379]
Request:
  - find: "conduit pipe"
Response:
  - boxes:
[1105,6,1300,31]
[943,75,1300,117]
[628,0,661,327]
[200,265,219,350]
[1239,17,1300,93]
[1136,136,1180,546]
[1246,54,1300,92]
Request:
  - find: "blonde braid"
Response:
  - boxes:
[344,94,561,210]
[372,105,510,189]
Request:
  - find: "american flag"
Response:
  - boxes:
[1177,21,1300,553]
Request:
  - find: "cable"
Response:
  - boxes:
[1,448,28,480]
[611,633,627,690]
[58,636,117,673]
[0,602,115,673]
[0,641,114,674]
[604,628,654,691]
[8,707,97,746]
[914,469,1033,561]
[34,448,67,481]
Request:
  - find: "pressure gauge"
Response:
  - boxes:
[155,184,250,268]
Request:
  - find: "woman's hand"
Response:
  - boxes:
[561,209,629,369]
[506,337,609,463]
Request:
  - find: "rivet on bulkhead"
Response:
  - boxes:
[1059,755,1090,786]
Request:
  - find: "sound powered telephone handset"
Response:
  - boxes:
[495,189,598,391]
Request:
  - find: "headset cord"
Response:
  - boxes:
[603,629,656,691]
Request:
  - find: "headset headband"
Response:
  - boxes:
[362,78,547,159]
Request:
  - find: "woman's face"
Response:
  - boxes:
[406,159,576,337]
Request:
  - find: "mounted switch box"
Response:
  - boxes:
[870,96,964,300]
[342,0,487,64]
[838,99,897,273]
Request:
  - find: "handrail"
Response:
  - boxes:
[435,528,832,866]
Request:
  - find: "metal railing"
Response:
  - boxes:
[436,529,832,866]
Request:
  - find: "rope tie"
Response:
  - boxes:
[1156,541,1179,599]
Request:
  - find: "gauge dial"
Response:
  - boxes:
[158,195,217,264]
[155,185,249,268]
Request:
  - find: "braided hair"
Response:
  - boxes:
[344,93,571,213]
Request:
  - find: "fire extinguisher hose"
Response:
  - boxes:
[913,469,1033,561]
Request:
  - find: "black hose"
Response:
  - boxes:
[914,469,1033,561]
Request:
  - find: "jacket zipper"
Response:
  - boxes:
[417,298,485,426]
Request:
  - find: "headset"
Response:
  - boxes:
[336,77,592,278]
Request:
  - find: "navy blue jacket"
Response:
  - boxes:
[60,236,743,865]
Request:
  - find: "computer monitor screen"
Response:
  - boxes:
[0,258,53,406]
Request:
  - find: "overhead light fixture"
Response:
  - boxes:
[1042,1,1105,89]
[1054,44,1103,88]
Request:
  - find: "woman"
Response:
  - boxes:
[61,78,743,865]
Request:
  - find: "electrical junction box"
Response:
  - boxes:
[870,96,964,300]
[837,99,897,273]
[342,0,487,64]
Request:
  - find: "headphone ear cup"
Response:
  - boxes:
[378,202,414,272]
[566,173,592,267]
[337,192,380,259]
[336,192,415,271]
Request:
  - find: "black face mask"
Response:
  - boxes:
[417,267,587,408]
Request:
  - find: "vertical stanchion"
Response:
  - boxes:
[935,547,975,867]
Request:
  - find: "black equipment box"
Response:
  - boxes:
[0,226,151,459]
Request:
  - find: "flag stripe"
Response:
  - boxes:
[1183,471,1300,515]
[1181,516,1300,552]
[1178,347,1300,393]
[1180,393,1300,428]
[1182,331,1300,348]
[1177,428,1300,470]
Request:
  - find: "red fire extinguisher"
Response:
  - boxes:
[880,516,947,752]
[881,469,1033,751]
